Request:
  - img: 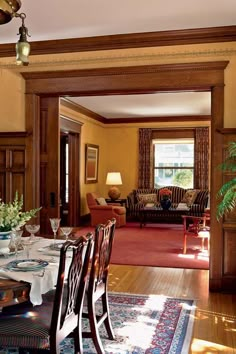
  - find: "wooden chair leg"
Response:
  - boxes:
[74,312,84,354]
[206,238,209,251]
[201,237,205,251]
[183,234,187,254]
[88,299,105,354]
[101,292,115,340]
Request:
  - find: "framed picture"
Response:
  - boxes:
[85,144,99,183]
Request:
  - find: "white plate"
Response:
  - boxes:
[6,259,49,271]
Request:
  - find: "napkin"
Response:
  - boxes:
[0,263,58,306]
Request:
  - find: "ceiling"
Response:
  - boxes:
[1,0,236,43]
[1,0,235,120]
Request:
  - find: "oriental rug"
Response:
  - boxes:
[1,292,196,354]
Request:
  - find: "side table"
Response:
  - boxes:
[105,198,127,207]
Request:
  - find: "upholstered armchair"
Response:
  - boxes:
[86,192,126,227]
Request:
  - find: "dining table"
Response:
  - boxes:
[0,235,73,311]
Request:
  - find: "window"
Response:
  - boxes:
[153,139,194,188]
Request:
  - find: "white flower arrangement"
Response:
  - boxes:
[0,192,41,232]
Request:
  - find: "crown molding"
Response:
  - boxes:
[1,25,236,58]
[61,98,106,123]
[103,115,211,124]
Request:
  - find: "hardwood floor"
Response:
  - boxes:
[108,265,236,353]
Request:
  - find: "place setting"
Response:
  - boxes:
[3,259,49,272]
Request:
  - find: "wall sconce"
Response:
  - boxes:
[0,0,31,66]
[106,172,122,200]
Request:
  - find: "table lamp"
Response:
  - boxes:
[106,172,122,200]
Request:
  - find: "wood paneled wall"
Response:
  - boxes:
[0,133,28,204]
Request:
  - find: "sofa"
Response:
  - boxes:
[86,192,126,227]
[126,186,209,222]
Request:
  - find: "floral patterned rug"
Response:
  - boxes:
[0,292,196,354]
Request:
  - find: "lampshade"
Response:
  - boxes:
[106,172,122,200]
[106,172,122,186]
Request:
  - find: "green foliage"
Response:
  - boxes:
[173,170,193,188]
[0,191,41,232]
[216,141,236,220]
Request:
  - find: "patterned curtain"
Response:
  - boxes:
[194,127,209,189]
[138,128,152,188]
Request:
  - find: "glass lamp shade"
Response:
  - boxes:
[16,40,30,66]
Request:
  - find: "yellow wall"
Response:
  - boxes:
[0,68,25,131]
[0,41,234,214]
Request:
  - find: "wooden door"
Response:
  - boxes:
[40,97,60,234]
[60,117,81,227]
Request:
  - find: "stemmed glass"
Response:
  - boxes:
[25,224,40,242]
[10,230,23,259]
[50,218,61,247]
[60,227,73,241]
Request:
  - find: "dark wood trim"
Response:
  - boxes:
[61,99,106,124]
[22,61,229,81]
[1,25,236,57]
[103,115,211,124]
[21,62,229,98]
[0,132,29,138]
[217,128,236,134]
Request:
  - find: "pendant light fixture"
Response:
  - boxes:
[0,0,31,66]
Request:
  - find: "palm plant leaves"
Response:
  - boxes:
[216,142,236,219]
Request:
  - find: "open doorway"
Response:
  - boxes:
[23,61,227,291]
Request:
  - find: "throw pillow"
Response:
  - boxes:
[176,202,189,210]
[96,197,107,206]
[181,189,198,206]
[137,193,157,205]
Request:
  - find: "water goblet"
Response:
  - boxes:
[25,224,40,242]
[60,227,73,241]
[22,239,32,259]
[12,230,23,260]
[50,218,61,247]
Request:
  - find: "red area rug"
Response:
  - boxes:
[77,222,209,270]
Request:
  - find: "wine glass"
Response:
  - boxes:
[50,218,61,247]
[25,224,40,241]
[60,227,73,241]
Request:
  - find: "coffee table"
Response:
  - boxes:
[140,206,190,228]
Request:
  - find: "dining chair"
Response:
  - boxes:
[182,214,210,254]
[0,233,94,354]
[82,218,116,354]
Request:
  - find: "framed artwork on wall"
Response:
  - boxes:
[85,144,99,183]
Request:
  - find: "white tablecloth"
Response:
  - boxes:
[0,238,68,306]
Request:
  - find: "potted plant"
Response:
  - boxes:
[0,192,41,248]
[159,188,172,210]
[216,141,236,219]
